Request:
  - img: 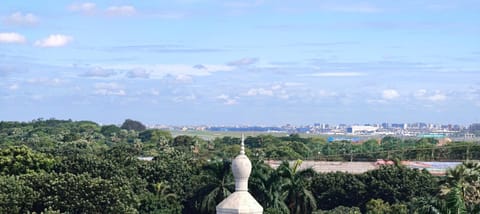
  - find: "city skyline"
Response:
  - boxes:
[1,1,479,125]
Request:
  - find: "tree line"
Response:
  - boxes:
[0,119,479,213]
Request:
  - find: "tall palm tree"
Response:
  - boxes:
[409,196,446,214]
[277,160,317,214]
[460,162,480,207]
[194,160,234,214]
[440,161,480,213]
[153,181,178,201]
[249,160,273,205]
[249,160,289,213]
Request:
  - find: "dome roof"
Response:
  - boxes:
[216,134,263,214]
[232,137,251,191]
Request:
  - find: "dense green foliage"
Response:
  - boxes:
[0,119,479,213]
[121,119,147,132]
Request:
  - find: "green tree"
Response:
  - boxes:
[361,165,438,205]
[22,172,139,213]
[265,145,302,160]
[139,129,173,155]
[408,196,446,214]
[120,119,146,131]
[365,199,391,214]
[390,203,408,214]
[380,136,403,159]
[277,160,317,214]
[138,149,198,205]
[53,142,118,179]
[100,124,122,137]
[365,199,408,214]
[138,181,182,213]
[173,135,195,147]
[288,141,311,158]
[139,129,172,145]
[0,146,55,175]
[0,175,37,213]
[312,172,366,210]
[250,160,289,213]
[193,160,234,214]
[360,139,381,160]
[440,161,480,213]
[314,206,361,214]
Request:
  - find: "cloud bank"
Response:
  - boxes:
[35,34,73,47]
[0,32,26,43]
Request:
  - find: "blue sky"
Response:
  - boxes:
[0,0,479,126]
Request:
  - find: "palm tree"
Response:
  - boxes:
[138,181,181,213]
[409,196,446,214]
[440,161,480,213]
[153,181,178,201]
[194,160,234,214]
[249,160,273,205]
[250,160,293,213]
[277,160,317,214]
[264,169,290,213]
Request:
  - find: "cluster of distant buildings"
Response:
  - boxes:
[150,122,480,141]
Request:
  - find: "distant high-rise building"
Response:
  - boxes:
[382,123,389,129]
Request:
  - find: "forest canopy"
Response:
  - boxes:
[0,119,478,213]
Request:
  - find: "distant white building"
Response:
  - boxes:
[137,156,154,161]
[347,125,379,134]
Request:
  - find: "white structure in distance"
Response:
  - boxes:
[216,134,263,214]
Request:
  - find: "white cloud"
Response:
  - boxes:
[4,12,39,25]
[153,12,186,19]
[69,3,140,17]
[271,84,282,90]
[0,32,26,43]
[217,94,228,100]
[308,72,366,77]
[8,84,19,90]
[150,89,160,96]
[173,94,196,102]
[382,89,400,100]
[246,88,274,96]
[106,5,137,16]
[94,82,126,96]
[193,64,207,69]
[244,83,322,100]
[31,94,44,101]
[414,89,447,102]
[216,94,237,105]
[244,83,312,100]
[103,64,233,78]
[27,78,65,86]
[69,2,96,13]
[81,67,117,77]
[35,34,73,47]
[175,74,193,83]
[224,99,237,105]
[227,57,259,66]
[320,3,381,13]
[284,82,305,87]
[127,68,150,78]
[224,0,264,8]
[414,89,427,97]
[427,93,447,102]
[465,88,480,102]
[317,89,337,97]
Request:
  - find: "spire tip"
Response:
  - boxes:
[240,133,245,155]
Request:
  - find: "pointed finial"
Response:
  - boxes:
[240,133,245,155]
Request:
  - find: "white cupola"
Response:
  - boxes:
[216,134,263,214]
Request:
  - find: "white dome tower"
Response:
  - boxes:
[216,134,263,214]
